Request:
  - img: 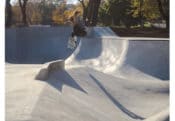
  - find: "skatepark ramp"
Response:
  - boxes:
[6,27,169,121]
[5,27,75,64]
[65,29,169,80]
[35,27,169,80]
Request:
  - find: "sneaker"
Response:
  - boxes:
[74,36,77,42]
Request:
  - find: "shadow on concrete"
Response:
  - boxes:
[44,70,87,94]
[89,74,145,120]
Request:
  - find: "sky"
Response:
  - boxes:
[10,0,78,5]
[67,0,78,4]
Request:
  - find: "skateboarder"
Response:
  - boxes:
[67,11,87,49]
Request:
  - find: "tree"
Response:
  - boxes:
[11,4,22,25]
[38,0,56,24]
[131,0,161,27]
[98,1,111,25]
[156,0,169,29]
[139,0,143,27]
[99,0,138,28]
[141,0,160,20]
[52,3,67,24]
[91,0,101,26]
[26,2,42,24]
[6,0,12,27]
[19,0,28,25]
[86,0,101,26]
[131,0,169,28]
[77,0,102,26]
[78,0,88,21]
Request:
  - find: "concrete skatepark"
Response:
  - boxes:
[6,27,169,121]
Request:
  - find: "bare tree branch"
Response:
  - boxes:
[19,0,28,25]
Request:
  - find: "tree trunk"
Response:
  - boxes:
[91,0,101,26]
[86,0,101,26]
[78,0,87,22]
[6,0,12,27]
[165,16,169,30]
[156,0,169,29]
[22,7,27,25]
[139,0,144,28]
[19,0,28,26]
[86,0,94,26]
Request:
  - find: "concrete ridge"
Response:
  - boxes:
[35,60,65,80]
[35,31,169,80]
[121,37,169,41]
[143,108,169,121]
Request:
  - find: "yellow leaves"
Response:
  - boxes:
[11,1,84,25]
[131,0,160,20]
[74,5,83,15]
[52,8,74,24]
[31,11,42,24]
[51,4,84,25]
[64,9,74,19]
[52,9,64,24]
[12,5,22,22]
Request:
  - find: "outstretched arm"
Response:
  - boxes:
[64,16,74,25]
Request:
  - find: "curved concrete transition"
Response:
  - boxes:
[5,27,75,64]
[6,27,169,121]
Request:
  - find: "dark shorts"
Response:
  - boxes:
[72,24,87,37]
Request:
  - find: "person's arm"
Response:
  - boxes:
[66,16,74,25]
[77,16,85,26]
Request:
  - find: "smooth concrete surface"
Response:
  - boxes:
[5,27,75,64]
[35,59,65,80]
[6,27,169,121]
[66,37,169,80]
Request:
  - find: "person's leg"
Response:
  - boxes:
[74,24,87,37]
[80,28,87,36]
[73,25,79,36]
[68,33,76,49]
[69,26,77,47]
[72,25,79,42]
[71,32,75,38]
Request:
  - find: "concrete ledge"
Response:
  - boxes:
[120,37,169,41]
[143,108,169,121]
[48,60,65,72]
[35,60,65,80]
